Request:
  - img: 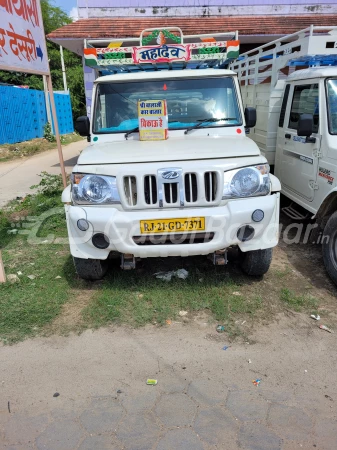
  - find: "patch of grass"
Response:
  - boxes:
[0,240,74,344]
[274,266,292,279]
[0,133,83,162]
[280,288,318,312]
[0,210,11,247]
[0,176,66,252]
[37,212,67,238]
[82,267,263,330]
[0,172,76,343]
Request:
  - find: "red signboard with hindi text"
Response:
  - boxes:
[0,0,49,75]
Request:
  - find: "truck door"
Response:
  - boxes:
[278,81,321,202]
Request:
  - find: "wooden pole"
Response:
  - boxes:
[0,251,6,283]
[46,74,67,188]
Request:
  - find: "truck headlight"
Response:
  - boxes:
[222,164,270,199]
[71,174,121,205]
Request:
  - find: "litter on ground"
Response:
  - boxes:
[319,325,334,333]
[310,314,320,321]
[154,269,188,281]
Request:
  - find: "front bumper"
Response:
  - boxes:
[65,193,280,260]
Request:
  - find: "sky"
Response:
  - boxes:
[53,0,78,20]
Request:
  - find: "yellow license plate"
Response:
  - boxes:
[140,217,205,234]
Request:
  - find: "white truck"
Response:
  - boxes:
[63,28,281,280]
[230,25,337,285]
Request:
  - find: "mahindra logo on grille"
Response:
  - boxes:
[162,171,179,180]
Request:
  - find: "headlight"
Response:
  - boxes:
[71,174,121,205]
[223,164,270,199]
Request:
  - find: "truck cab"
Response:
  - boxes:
[63,28,281,280]
[230,25,337,285]
[275,67,337,213]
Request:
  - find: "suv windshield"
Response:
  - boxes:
[93,77,242,134]
[327,79,337,135]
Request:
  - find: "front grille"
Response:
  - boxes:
[184,173,198,203]
[124,170,219,208]
[164,183,178,203]
[204,171,217,202]
[124,176,137,206]
[144,175,157,205]
[133,232,214,245]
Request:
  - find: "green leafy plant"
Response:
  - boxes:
[30,171,64,196]
[43,122,56,142]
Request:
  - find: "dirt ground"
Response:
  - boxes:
[0,308,336,449]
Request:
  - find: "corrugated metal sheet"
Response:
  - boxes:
[0,86,74,145]
[51,92,74,136]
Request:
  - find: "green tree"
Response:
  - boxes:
[41,0,71,34]
[0,0,86,120]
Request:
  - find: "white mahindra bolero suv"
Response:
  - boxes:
[63,68,281,280]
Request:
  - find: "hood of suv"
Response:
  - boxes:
[77,135,260,165]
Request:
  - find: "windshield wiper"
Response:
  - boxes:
[125,127,139,140]
[124,121,180,140]
[184,117,237,135]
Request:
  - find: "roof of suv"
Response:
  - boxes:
[95,68,236,83]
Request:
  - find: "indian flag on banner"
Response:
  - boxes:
[84,49,98,67]
[227,40,240,59]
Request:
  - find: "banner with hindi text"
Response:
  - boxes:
[0,0,49,75]
[138,100,168,141]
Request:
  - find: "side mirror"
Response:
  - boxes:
[244,107,256,128]
[297,113,313,137]
[75,116,90,137]
[297,113,316,143]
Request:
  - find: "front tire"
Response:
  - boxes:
[239,248,273,277]
[322,211,337,286]
[73,257,108,280]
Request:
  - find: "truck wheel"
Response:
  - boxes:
[239,248,273,276]
[322,211,337,286]
[73,257,108,280]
